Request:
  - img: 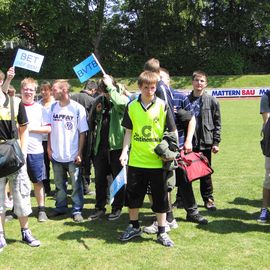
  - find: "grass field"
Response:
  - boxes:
[1,97,269,269]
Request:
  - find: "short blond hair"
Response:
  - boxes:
[21,77,38,91]
[52,79,71,91]
[138,71,158,87]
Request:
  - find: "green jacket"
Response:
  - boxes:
[93,84,129,155]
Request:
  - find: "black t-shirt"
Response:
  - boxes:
[70,92,94,118]
[0,94,28,140]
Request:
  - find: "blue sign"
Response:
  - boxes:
[109,167,127,204]
[73,54,101,83]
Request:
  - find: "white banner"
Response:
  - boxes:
[178,88,270,98]
[207,88,270,98]
[13,48,44,73]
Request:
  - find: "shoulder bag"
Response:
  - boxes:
[0,96,25,178]
[176,150,214,182]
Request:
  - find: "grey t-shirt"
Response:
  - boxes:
[260,94,270,114]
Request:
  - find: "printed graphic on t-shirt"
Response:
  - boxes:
[52,113,75,130]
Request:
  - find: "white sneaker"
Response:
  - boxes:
[143,221,170,234]
[157,232,174,247]
[167,219,179,229]
[0,235,7,252]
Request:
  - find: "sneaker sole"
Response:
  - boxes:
[23,240,40,247]
[186,217,208,225]
[143,228,157,234]
[88,214,105,221]
[206,207,217,211]
[38,219,48,222]
[119,231,142,241]
[157,239,174,247]
[257,219,268,223]
[107,215,121,221]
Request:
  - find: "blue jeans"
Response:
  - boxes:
[52,160,84,215]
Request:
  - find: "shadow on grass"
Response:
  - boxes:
[228,197,261,208]
[57,212,153,247]
[196,219,270,234]
[199,207,258,221]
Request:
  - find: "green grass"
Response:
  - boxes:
[9,74,270,93]
[1,98,269,269]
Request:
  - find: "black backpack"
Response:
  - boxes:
[261,92,270,157]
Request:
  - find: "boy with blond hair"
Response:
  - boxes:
[119,71,176,247]
[0,69,40,252]
[21,77,51,222]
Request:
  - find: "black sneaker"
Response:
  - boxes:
[49,210,67,218]
[88,209,105,221]
[119,224,142,241]
[21,229,40,247]
[108,209,122,221]
[186,214,208,225]
[204,199,217,211]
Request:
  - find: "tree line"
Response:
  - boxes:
[1,0,270,78]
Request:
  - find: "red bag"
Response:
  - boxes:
[176,150,214,182]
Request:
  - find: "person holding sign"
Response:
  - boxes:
[88,75,129,221]
[0,69,40,251]
[119,71,176,247]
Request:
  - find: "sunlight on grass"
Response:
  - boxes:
[1,95,270,269]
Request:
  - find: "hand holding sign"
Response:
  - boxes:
[7,67,15,80]
[103,74,114,88]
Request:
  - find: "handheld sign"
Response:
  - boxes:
[109,167,127,205]
[73,53,105,83]
[13,48,44,73]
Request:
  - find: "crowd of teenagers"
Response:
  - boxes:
[0,57,223,250]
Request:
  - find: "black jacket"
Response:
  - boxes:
[189,92,221,150]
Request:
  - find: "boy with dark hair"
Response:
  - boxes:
[188,70,221,210]
[257,92,270,222]
[88,74,129,221]
[119,71,176,247]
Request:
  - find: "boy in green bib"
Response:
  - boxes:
[119,71,177,247]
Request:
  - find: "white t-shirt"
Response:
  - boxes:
[24,102,50,154]
[38,98,55,141]
[49,100,88,162]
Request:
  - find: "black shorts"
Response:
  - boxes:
[147,170,175,194]
[126,166,169,213]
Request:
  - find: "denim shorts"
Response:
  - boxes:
[27,153,46,183]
